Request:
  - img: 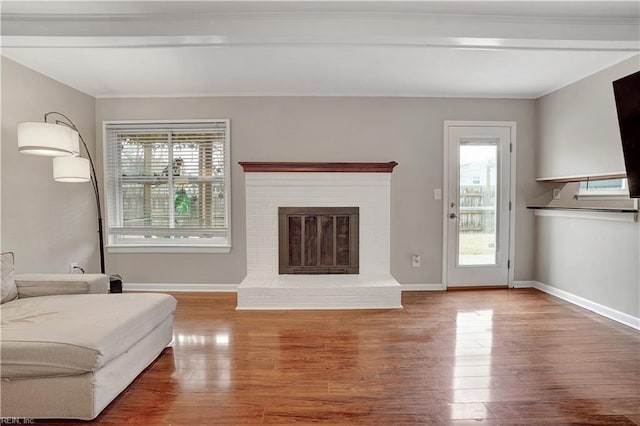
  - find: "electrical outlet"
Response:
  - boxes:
[433,188,442,200]
[412,254,421,267]
[552,188,561,200]
[70,262,79,273]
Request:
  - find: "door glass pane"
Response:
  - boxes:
[458,142,498,266]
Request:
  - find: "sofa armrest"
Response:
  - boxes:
[13,274,109,298]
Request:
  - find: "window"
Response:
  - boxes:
[576,178,629,199]
[103,120,230,252]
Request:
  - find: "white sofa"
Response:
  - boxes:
[0,252,177,420]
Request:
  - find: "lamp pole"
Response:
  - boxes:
[44,112,106,274]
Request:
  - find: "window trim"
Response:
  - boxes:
[107,245,231,254]
[575,178,629,200]
[102,119,231,253]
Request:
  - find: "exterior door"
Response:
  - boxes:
[444,122,513,287]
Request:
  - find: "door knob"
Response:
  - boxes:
[449,213,458,219]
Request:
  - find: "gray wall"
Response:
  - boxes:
[0,56,539,285]
[96,96,538,285]
[1,57,98,273]
[536,215,639,317]
[3,53,636,317]
[534,56,640,318]
[537,55,639,180]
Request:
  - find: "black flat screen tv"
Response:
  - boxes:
[613,70,640,198]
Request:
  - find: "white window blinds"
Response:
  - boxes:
[103,120,230,249]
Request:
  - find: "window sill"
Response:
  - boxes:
[575,192,630,201]
[107,245,231,254]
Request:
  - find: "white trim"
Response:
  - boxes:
[508,123,517,289]
[401,283,445,291]
[93,92,540,100]
[575,193,630,200]
[512,280,536,288]
[91,92,539,100]
[536,171,627,182]
[6,35,638,50]
[442,122,450,289]
[442,120,517,289]
[107,246,231,254]
[126,282,450,293]
[3,9,637,26]
[101,119,232,251]
[443,120,519,128]
[533,208,638,223]
[533,281,640,330]
[124,282,238,292]
[102,119,228,126]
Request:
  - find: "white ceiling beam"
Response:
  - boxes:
[2,12,639,46]
[2,35,638,53]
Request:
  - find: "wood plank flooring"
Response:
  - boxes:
[47,289,639,424]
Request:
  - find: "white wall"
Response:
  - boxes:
[96,96,539,285]
[1,57,98,273]
[537,55,639,180]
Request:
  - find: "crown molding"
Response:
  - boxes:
[2,10,638,27]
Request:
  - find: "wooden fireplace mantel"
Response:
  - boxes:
[238,161,398,173]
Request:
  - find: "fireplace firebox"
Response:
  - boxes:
[278,207,359,274]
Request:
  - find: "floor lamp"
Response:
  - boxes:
[17,112,106,274]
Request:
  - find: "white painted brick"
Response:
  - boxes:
[240,171,400,309]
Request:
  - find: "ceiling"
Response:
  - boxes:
[1,1,639,99]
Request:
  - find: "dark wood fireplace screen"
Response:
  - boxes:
[278,207,359,274]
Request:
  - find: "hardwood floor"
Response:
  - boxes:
[49,289,639,425]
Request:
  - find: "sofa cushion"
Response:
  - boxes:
[0,293,176,379]
[1,252,18,304]
[14,273,108,297]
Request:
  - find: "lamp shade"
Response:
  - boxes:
[53,156,90,183]
[17,122,80,156]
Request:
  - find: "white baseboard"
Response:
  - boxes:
[123,283,238,292]
[125,282,447,292]
[533,281,640,330]
[512,280,536,288]
[401,283,445,291]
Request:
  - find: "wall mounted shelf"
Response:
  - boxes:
[527,206,638,213]
[535,173,627,183]
[527,206,638,223]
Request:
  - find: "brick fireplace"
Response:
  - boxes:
[237,162,402,310]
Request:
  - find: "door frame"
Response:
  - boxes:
[442,121,517,289]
